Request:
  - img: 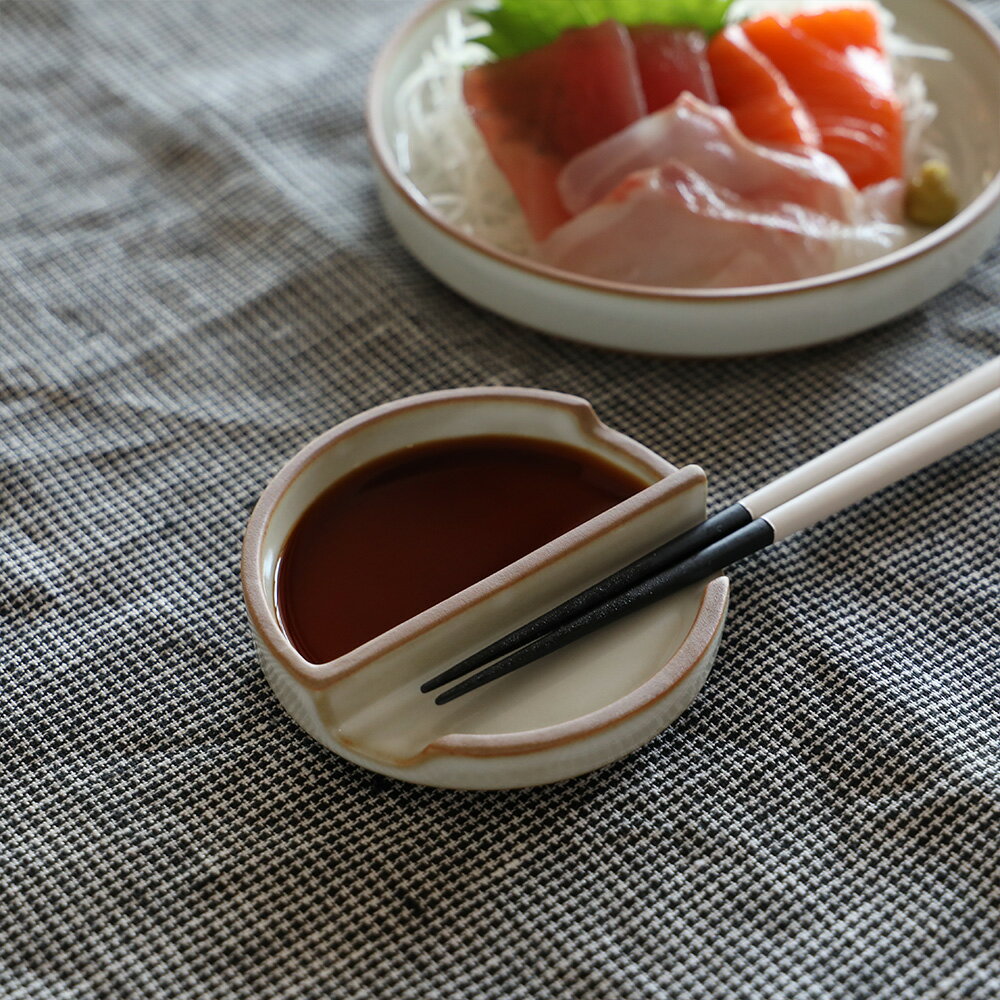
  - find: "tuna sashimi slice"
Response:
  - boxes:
[558,94,852,218]
[707,26,820,149]
[742,9,904,188]
[629,26,717,111]
[463,21,645,239]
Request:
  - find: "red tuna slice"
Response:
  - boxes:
[628,26,717,111]
[741,10,904,188]
[707,26,820,149]
[463,21,646,240]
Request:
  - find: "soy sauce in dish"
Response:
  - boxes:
[275,435,647,664]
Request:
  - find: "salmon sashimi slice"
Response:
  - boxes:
[741,8,904,188]
[629,26,718,111]
[707,26,821,149]
[791,5,883,52]
[463,21,645,239]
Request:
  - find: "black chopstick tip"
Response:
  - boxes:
[419,503,755,700]
[433,669,496,704]
[427,516,777,705]
[420,666,466,693]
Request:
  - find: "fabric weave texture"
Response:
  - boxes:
[1,1,998,998]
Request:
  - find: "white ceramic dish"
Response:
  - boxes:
[241,388,729,789]
[367,0,1000,356]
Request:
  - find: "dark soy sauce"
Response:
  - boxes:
[275,435,648,664]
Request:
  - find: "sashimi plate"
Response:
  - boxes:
[367,0,1000,356]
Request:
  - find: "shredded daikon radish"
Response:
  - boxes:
[393,9,534,256]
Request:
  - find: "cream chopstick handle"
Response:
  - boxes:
[764,389,1000,542]
[743,358,1000,518]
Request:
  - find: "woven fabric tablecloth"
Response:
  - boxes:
[2,2,998,998]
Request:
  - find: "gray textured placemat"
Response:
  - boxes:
[2,2,998,998]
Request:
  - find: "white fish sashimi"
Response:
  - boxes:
[544,95,905,288]
[542,160,904,289]
[559,93,858,218]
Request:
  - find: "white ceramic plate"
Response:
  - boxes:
[367,0,1000,356]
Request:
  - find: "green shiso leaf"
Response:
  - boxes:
[470,0,737,60]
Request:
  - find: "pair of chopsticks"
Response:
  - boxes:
[423,359,1000,705]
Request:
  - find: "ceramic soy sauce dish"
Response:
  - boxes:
[241,388,728,789]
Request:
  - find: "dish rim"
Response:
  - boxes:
[365,0,1000,302]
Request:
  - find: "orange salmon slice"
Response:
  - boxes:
[742,7,904,189]
[707,25,821,150]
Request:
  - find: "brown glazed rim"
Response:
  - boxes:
[365,0,1000,302]
[240,387,729,758]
